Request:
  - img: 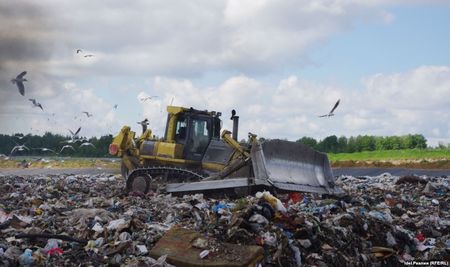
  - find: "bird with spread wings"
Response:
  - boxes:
[319,99,340,118]
[11,71,28,96]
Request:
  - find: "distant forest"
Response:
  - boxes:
[0,133,113,157]
[0,132,438,157]
[293,134,429,153]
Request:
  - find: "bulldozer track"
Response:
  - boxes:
[126,166,205,193]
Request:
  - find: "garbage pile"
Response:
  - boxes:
[0,172,449,266]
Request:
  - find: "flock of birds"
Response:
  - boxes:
[9,126,97,156]
[8,49,120,156]
[9,47,339,157]
[10,49,102,112]
[8,48,162,157]
[11,71,45,111]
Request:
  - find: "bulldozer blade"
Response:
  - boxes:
[251,139,343,195]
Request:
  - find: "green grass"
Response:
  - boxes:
[328,149,450,161]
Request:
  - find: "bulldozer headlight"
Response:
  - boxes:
[109,144,119,155]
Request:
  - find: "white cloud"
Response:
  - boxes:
[0,0,415,79]
[1,1,449,148]
[132,65,450,145]
[2,64,448,146]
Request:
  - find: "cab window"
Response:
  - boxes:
[189,118,210,154]
[175,116,187,142]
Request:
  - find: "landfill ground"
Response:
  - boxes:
[0,168,449,266]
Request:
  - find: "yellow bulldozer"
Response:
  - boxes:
[109,105,342,196]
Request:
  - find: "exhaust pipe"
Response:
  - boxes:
[231,109,239,141]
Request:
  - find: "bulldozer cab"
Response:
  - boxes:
[166,107,221,161]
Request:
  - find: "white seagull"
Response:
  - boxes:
[60,145,75,153]
[34,147,56,153]
[10,144,30,155]
[80,142,96,149]
[14,134,26,140]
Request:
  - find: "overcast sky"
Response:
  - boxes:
[1,0,449,146]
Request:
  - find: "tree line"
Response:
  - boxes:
[0,132,113,157]
[296,134,428,153]
[0,132,435,157]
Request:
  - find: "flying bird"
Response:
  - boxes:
[14,134,26,140]
[113,104,118,109]
[84,54,95,58]
[68,127,81,138]
[61,139,80,144]
[319,99,340,118]
[76,49,82,53]
[10,144,30,155]
[29,98,43,110]
[63,127,83,144]
[34,147,56,153]
[11,71,28,96]
[140,96,158,102]
[60,145,75,153]
[82,111,93,117]
[137,118,149,126]
[80,142,96,149]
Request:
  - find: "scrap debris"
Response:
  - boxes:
[0,172,449,266]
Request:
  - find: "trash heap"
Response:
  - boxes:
[0,172,449,266]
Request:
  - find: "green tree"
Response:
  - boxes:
[319,135,339,153]
[347,136,357,153]
[401,134,414,149]
[337,136,348,153]
[360,135,376,151]
[412,134,427,149]
[296,136,317,149]
[374,136,385,150]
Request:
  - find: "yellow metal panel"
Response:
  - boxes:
[166,114,177,142]
[110,126,138,157]
[202,162,226,172]
[155,142,184,158]
[222,130,249,158]
[138,129,153,144]
[167,106,186,115]
[140,155,199,166]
